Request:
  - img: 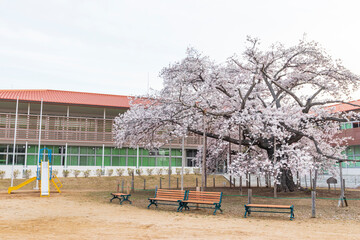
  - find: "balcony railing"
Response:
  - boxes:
[0,113,202,147]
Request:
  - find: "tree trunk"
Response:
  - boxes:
[267,148,296,192]
[279,167,296,192]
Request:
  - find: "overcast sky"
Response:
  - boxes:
[1,0,360,98]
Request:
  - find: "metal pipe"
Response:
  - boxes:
[10,97,19,187]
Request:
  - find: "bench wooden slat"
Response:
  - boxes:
[149,198,181,202]
[182,200,216,204]
[246,204,292,209]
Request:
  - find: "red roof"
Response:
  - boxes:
[0,89,132,108]
[327,99,360,112]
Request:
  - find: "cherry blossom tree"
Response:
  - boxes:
[113,37,360,191]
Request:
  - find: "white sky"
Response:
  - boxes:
[1,0,360,98]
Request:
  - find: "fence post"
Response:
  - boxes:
[239,176,242,195]
[257,177,259,188]
[196,178,198,187]
[213,177,215,188]
[177,178,179,189]
[196,186,200,209]
[160,177,162,189]
[144,178,146,190]
[247,189,252,204]
[311,190,316,218]
[233,178,236,187]
[248,174,251,188]
[131,172,135,193]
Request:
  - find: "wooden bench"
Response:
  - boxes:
[180,191,223,215]
[244,204,294,220]
[148,189,186,211]
[110,193,132,205]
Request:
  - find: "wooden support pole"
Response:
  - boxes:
[247,189,252,204]
[213,177,215,188]
[274,174,277,198]
[131,172,135,193]
[160,177,162,189]
[143,178,146,190]
[196,177,198,187]
[311,190,316,218]
[126,181,130,194]
[268,174,271,188]
[239,176,242,195]
[257,177,259,188]
[233,178,236,188]
[248,173,251,188]
[177,178,179,189]
[338,161,346,207]
[196,186,200,209]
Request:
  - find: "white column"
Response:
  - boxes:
[35,99,43,189]
[102,144,105,173]
[136,146,139,168]
[169,141,172,189]
[24,141,28,169]
[10,97,19,187]
[181,136,185,190]
[64,143,68,169]
[66,106,69,117]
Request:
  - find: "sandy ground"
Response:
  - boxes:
[0,191,359,240]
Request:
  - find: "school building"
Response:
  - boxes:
[0,89,359,179]
[0,89,202,178]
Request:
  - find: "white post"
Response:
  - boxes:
[181,136,185,190]
[64,143,68,169]
[10,97,19,187]
[35,99,43,190]
[24,141,28,169]
[168,141,172,189]
[136,146,139,169]
[102,144,105,174]
[202,114,206,190]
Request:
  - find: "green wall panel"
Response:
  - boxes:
[104,156,111,166]
[53,155,62,165]
[128,157,136,166]
[96,156,102,166]
[120,157,126,166]
[128,148,136,155]
[26,155,37,165]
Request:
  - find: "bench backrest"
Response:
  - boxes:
[154,189,187,200]
[186,191,222,203]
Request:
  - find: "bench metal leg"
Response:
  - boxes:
[213,204,222,215]
[119,195,132,205]
[290,206,295,220]
[177,202,183,212]
[110,195,118,203]
[147,200,158,209]
[244,205,250,218]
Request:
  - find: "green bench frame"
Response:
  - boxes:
[244,204,294,220]
[147,189,223,215]
[110,193,132,205]
[179,191,223,215]
[147,189,187,211]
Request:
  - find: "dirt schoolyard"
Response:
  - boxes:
[0,176,359,239]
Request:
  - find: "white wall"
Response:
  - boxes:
[0,165,196,179]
